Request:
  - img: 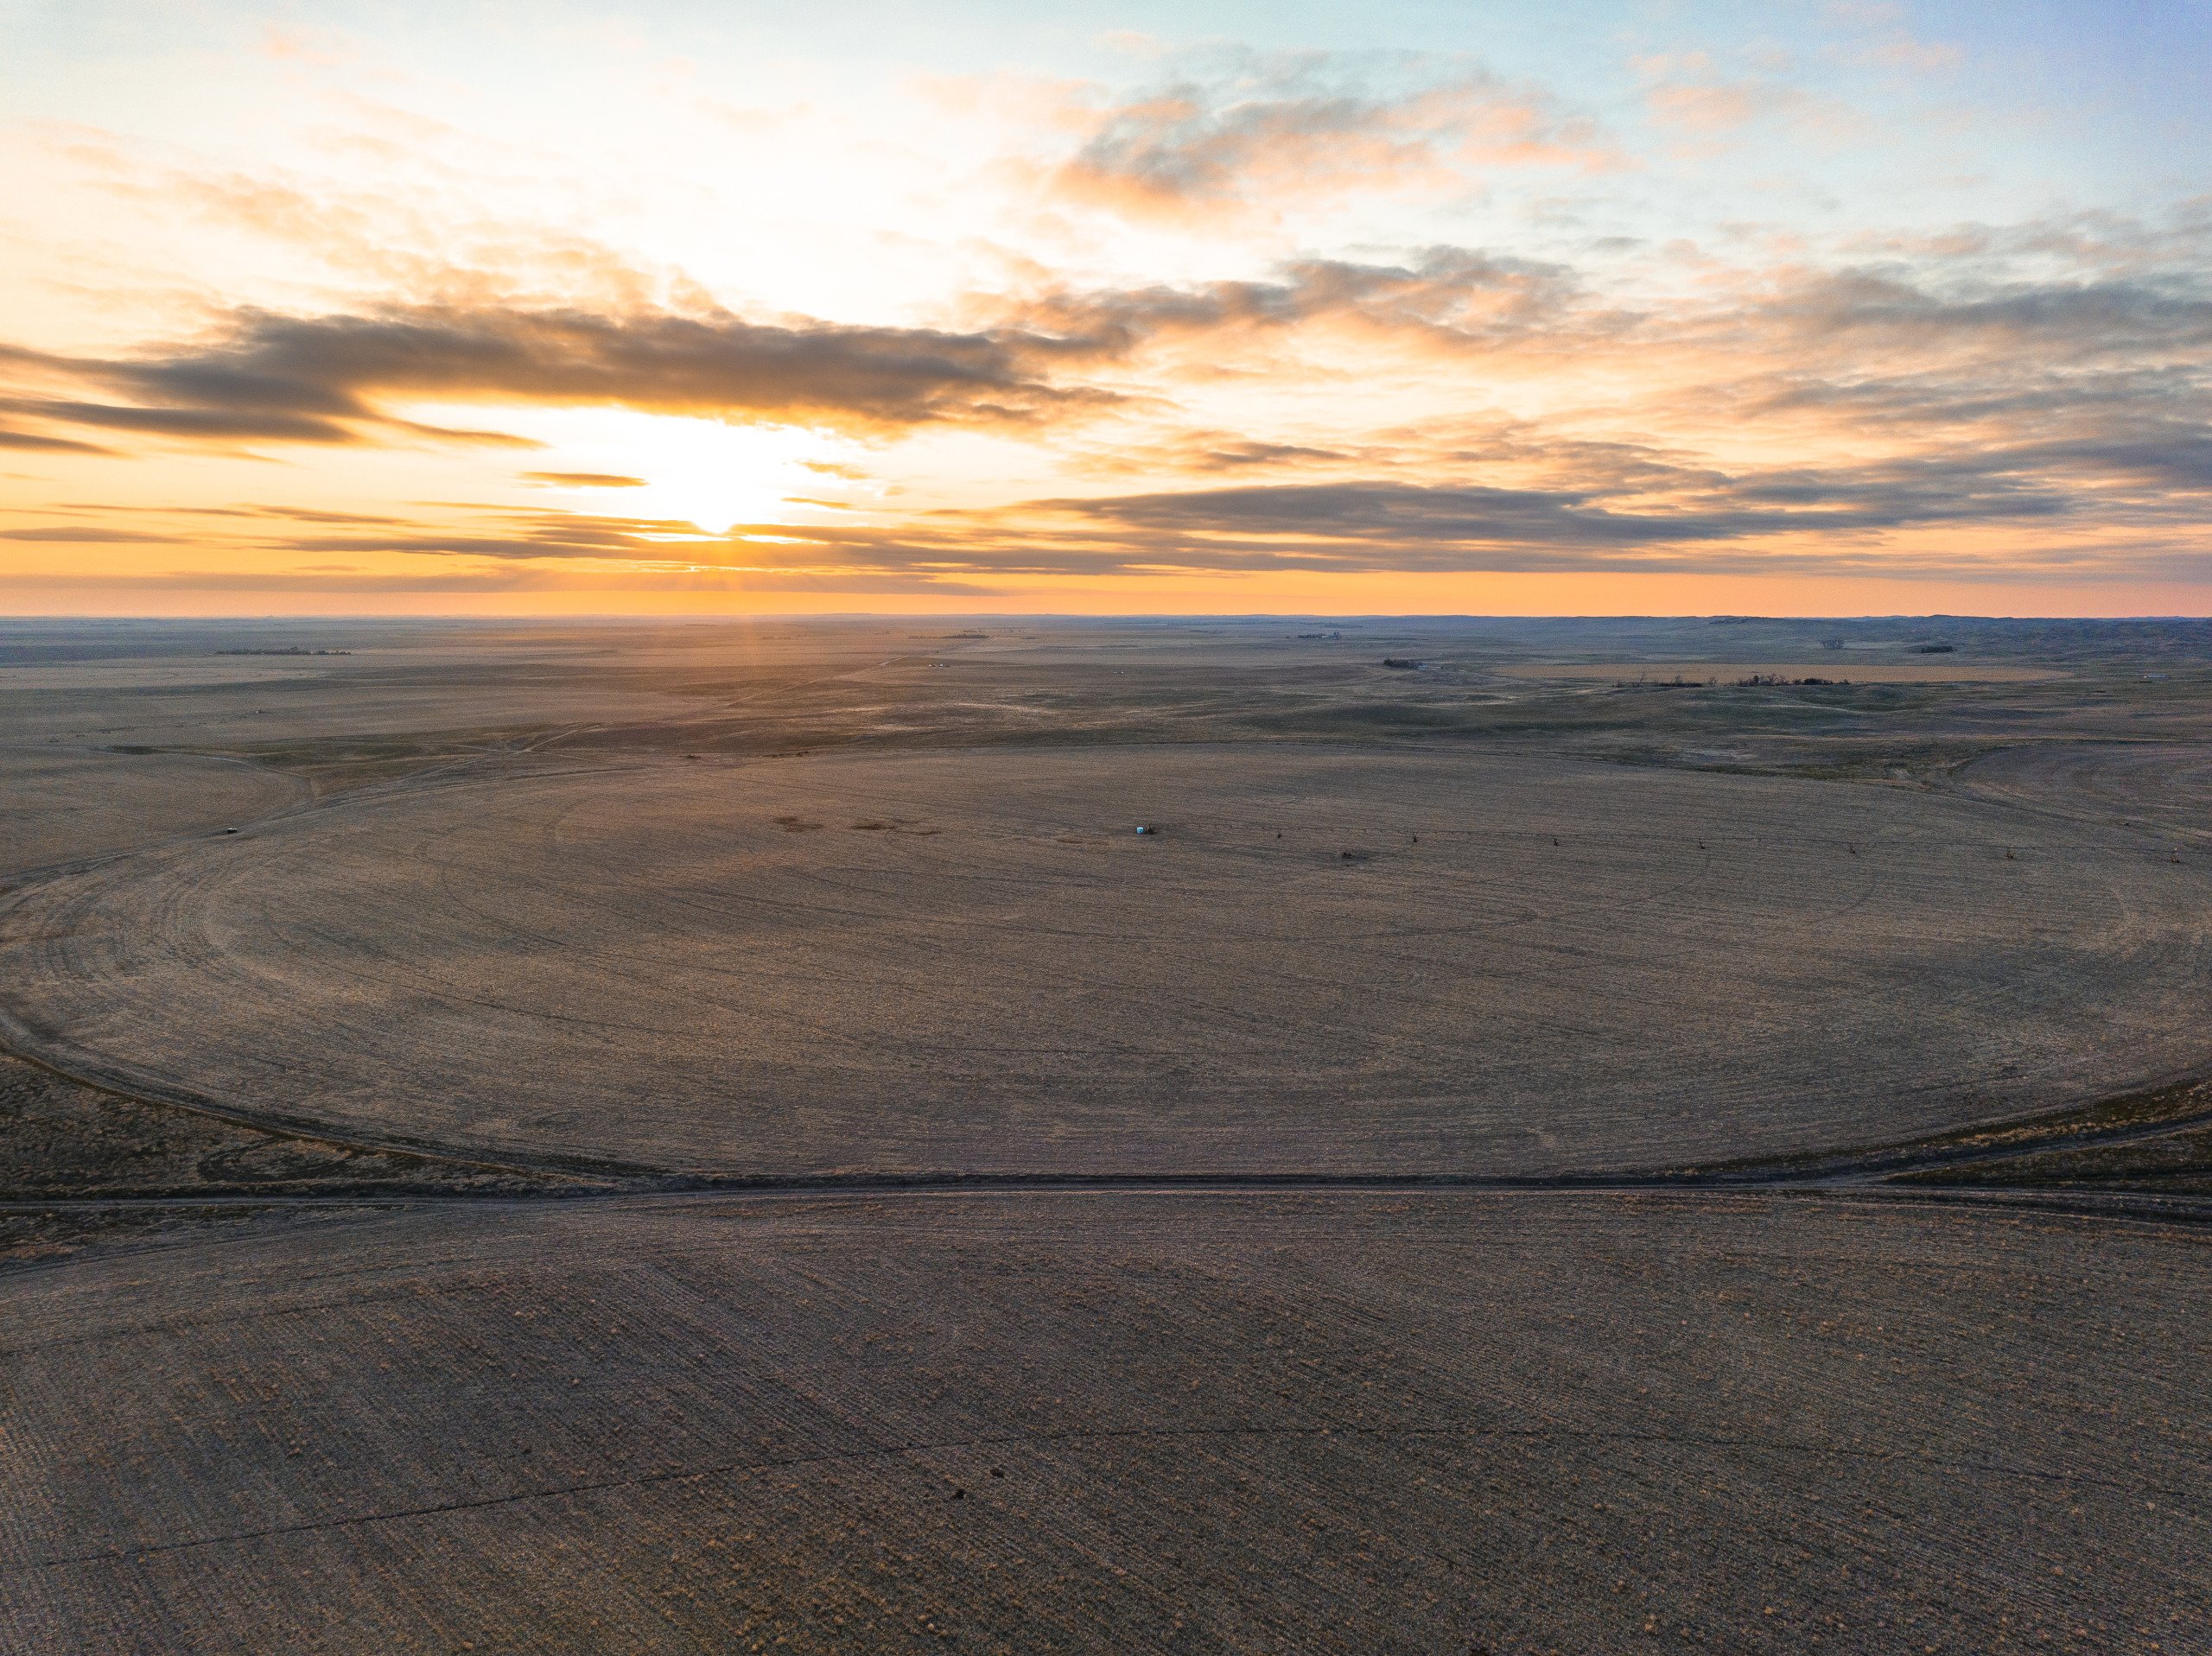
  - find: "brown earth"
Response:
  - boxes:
[6,614,2212,1653]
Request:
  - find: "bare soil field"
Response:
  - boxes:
[0,746,307,873]
[1954,742,2212,846]
[5,1191,2207,1655]
[5,615,2212,1653]
[1498,661,2065,682]
[4,744,2209,1177]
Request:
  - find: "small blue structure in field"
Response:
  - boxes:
[1135,824,1153,835]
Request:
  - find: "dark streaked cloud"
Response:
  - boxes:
[0,526,185,542]
[9,397,355,443]
[1,303,1110,453]
[1028,472,2069,559]
[1748,270,2212,352]
[0,568,1006,596]
[0,426,116,454]
[0,248,1582,463]
[2004,430,2212,492]
[1004,248,1580,353]
[1193,440,1355,471]
[272,509,712,562]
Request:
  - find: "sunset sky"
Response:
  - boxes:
[3,1,2209,615]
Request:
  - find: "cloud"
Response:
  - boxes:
[0,426,115,454]
[0,561,1007,597]
[1053,54,1610,220]
[1020,472,2069,564]
[1745,266,2212,348]
[1631,52,1856,149]
[1039,481,1749,548]
[270,509,717,562]
[1637,54,1817,136]
[1191,439,1354,471]
[997,248,1582,355]
[11,217,2212,592]
[6,397,356,443]
[564,454,2069,581]
[1825,3,1961,73]
[53,112,711,316]
[0,249,1586,462]
[0,525,185,542]
[636,410,2157,578]
[1647,79,1807,135]
[0,303,1110,454]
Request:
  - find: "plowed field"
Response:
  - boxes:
[6,1192,2205,1655]
[4,745,2207,1176]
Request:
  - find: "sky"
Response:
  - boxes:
[2,1,2209,616]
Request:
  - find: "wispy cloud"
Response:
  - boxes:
[0,525,186,542]
[997,248,1584,351]
[1636,52,1840,139]
[0,427,114,454]
[1052,53,1611,221]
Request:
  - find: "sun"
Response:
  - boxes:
[606,417,854,535]
[406,405,867,535]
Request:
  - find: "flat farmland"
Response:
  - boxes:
[6,1191,2207,1654]
[7,616,2212,1654]
[1497,661,2065,683]
[0,746,308,873]
[5,744,2209,1176]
